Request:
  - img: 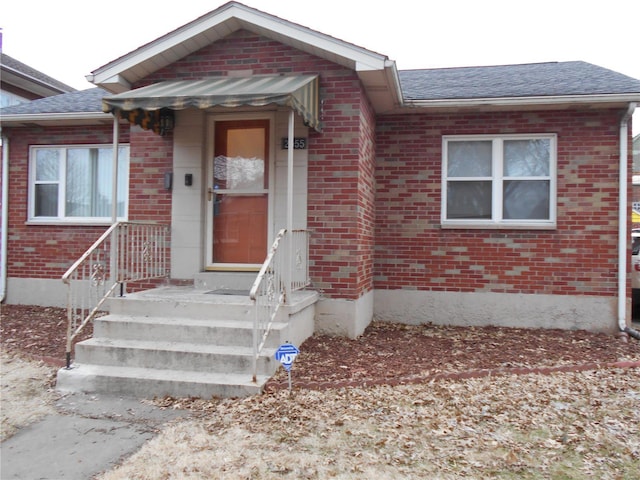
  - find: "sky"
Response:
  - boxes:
[2,0,640,132]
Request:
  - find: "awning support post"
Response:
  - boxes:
[285,110,295,302]
[110,112,120,287]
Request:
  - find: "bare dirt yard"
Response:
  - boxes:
[1,303,639,479]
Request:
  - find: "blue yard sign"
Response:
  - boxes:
[275,343,299,393]
[274,343,299,372]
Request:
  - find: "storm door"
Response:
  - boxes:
[209,120,269,267]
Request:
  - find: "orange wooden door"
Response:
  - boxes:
[212,120,269,265]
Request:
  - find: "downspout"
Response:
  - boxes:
[285,110,295,303]
[618,102,640,339]
[0,134,8,302]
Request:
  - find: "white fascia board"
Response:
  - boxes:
[219,6,390,71]
[405,93,640,109]
[94,75,132,94]
[89,16,229,86]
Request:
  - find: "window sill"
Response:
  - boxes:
[26,219,126,227]
[440,222,557,231]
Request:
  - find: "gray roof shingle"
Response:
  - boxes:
[0,88,106,115]
[398,61,640,100]
[2,62,638,118]
[399,61,640,100]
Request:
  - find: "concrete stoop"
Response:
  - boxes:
[56,286,318,399]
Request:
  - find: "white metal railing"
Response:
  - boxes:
[249,229,310,382]
[62,221,169,368]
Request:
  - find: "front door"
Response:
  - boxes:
[210,120,269,267]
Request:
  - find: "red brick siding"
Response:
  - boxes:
[3,125,133,279]
[355,94,376,295]
[137,30,372,299]
[375,109,629,297]
[306,73,370,299]
[127,128,173,223]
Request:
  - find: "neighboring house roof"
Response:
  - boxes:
[1,53,76,98]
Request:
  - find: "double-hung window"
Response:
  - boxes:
[442,134,556,228]
[29,145,129,223]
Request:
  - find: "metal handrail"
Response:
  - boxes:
[249,228,310,382]
[62,221,169,368]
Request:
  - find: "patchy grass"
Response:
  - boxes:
[0,351,58,441]
[99,368,640,479]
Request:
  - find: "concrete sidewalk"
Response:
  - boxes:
[1,392,190,479]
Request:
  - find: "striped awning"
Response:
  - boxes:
[102,74,321,132]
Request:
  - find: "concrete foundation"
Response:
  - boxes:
[374,289,619,333]
[315,290,374,338]
[5,278,67,307]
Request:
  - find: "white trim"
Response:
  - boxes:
[441,133,557,228]
[405,93,640,109]
[27,144,130,222]
[1,134,9,302]
[618,103,636,331]
[25,219,121,226]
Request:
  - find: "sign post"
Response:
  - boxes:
[274,343,299,393]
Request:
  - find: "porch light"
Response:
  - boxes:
[159,108,175,136]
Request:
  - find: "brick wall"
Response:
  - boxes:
[140,30,374,299]
[3,31,375,300]
[3,125,134,279]
[127,128,173,223]
[355,94,377,295]
[375,108,628,298]
[306,73,373,299]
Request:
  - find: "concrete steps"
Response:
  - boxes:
[75,338,277,375]
[93,314,285,347]
[57,364,269,399]
[57,285,317,399]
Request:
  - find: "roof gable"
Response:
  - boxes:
[88,1,401,112]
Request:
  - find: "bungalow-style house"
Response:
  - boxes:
[1,2,640,397]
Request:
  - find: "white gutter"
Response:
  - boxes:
[404,93,640,109]
[1,134,9,302]
[618,102,637,334]
[0,112,111,125]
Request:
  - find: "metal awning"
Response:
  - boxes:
[102,74,321,132]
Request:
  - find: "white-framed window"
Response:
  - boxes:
[442,134,556,228]
[29,144,129,223]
